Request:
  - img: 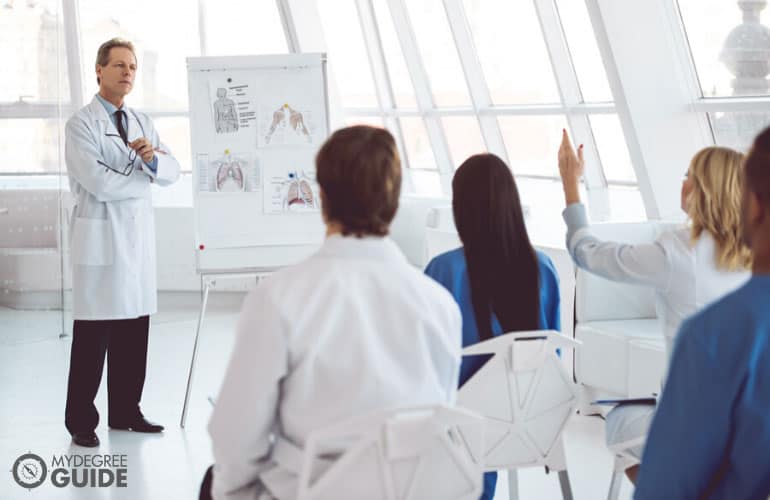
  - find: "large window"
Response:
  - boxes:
[78,0,200,111]
[0,0,67,175]
[3,0,646,222]
[0,0,290,175]
[678,0,770,151]
[463,0,559,105]
[0,0,68,104]
[316,0,640,227]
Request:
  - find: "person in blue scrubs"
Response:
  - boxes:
[425,153,561,500]
[634,127,770,499]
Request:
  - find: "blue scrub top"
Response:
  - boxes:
[635,274,770,500]
[425,247,561,500]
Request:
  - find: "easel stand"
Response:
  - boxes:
[180,267,277,428]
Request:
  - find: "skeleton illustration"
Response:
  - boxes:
[214,153,245,192]
[265,103,311,144]
[213,88,239,134]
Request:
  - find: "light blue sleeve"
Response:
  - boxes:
[562,203,671,289]
[634,318,733,499]
[144,156,158,173]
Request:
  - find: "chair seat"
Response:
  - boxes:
[575,319,665,396]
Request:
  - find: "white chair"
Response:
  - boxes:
[456,330,581,500]
[606,434,646,500]
[573,221,672,410]
[297,405,485,500]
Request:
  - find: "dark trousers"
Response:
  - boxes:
[199,465,213,500]
[64,316,150,434]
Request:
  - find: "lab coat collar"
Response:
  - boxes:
[318,234,407,264]
[94,93,122,116]
[87,95,140,150]
[87,95,116,124]
[88,95,139,127]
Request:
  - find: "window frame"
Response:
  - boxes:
[0,0,295,177]
[304,0,641,219]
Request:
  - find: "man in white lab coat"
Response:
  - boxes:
[200,126,463,500]
[64,38,180,447]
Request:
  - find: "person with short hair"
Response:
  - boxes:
[64,37,180,448]
[201,125,462,500]
[633,126,770,498]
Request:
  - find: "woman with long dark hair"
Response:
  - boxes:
[425,153,561,500]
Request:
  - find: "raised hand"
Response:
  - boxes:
[558,129,584,205]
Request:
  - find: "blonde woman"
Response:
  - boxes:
[557,130,751,482]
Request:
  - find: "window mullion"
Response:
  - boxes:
[441,0,508,167]
[0,103,76,119]
[62,0,84,109]
[276,0,301,53]
[386,0,454,194]
[533,0,607,202]
[356,0,414,190]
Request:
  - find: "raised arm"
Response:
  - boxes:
[558,130,671,289]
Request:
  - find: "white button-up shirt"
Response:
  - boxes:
[208,234,463,500]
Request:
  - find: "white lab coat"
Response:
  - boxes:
[65,96,180,320]
[208,235,462,500]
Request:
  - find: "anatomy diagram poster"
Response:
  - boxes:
[208,74,257,148]
[260,149,321,214]
[255,68,326,148]
[196,151,260,193]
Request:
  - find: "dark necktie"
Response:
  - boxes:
[115,109,128,145]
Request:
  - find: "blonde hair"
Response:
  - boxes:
[687,146,752,270]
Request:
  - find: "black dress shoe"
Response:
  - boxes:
[72,432,100,447]
[109,417,164,433]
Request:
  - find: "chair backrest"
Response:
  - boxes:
[575,221,673,322]
[389,196,451,267]
[296,405,485,500]
[457,331,580,470]
[423,204,460,267]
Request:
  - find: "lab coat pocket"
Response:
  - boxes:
[72,217,113,266]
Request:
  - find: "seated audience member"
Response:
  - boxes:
[558,131,751,483]
[634,127,770,499]
[425,153,561,500]
[200,126,462,500]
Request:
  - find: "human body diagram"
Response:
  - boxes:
[213,88,239,134]
[264,103,311,144]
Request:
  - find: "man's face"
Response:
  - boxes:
[96,47,136,97]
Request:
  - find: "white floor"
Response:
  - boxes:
[0,293,634,500]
